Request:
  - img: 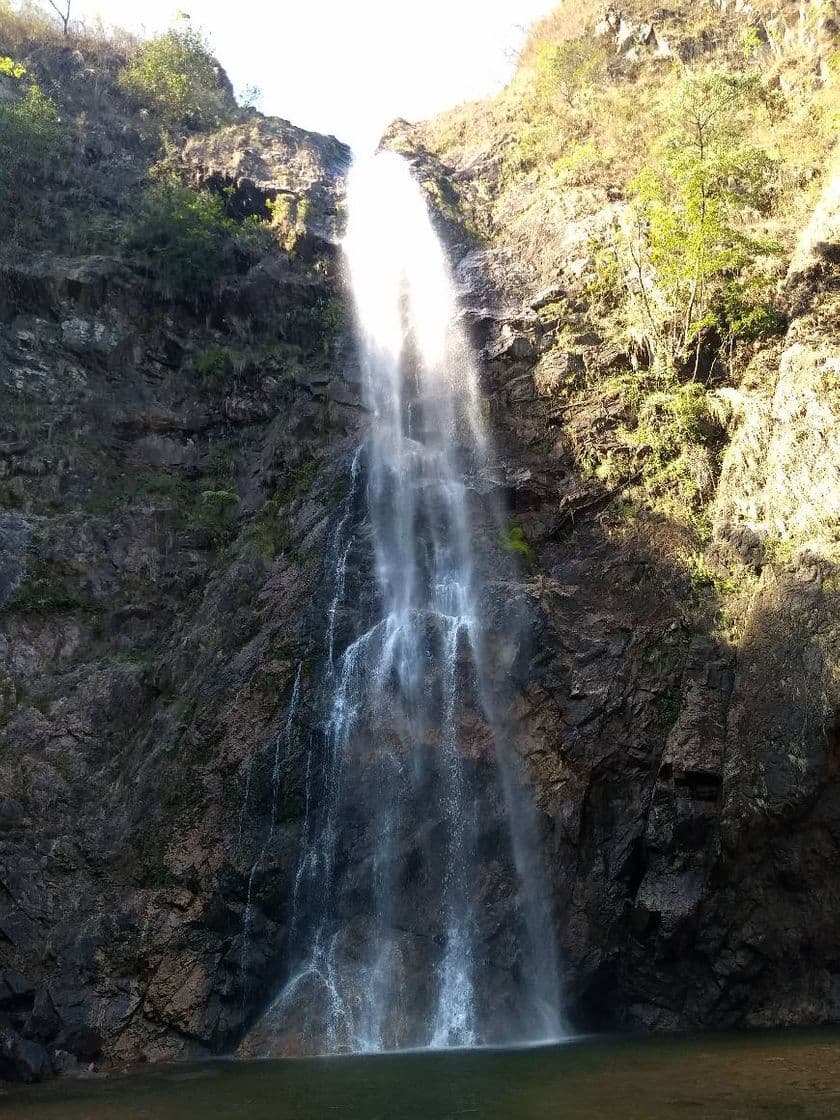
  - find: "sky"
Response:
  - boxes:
[64,0,558,149]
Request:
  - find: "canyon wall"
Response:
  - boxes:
[1,0,838,1081]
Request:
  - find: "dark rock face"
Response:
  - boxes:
[384,126,840,1035]
[0,43,357,1073]
[0,1025,49,1083]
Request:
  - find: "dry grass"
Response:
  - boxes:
[0,0,139,57]
[418,0,838,227]
[410,0,840,647]
[516,0,604,67]
[1,0,58,46]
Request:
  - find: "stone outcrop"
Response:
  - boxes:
[179,116,350,246]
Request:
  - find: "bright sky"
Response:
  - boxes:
[65,0,557,149]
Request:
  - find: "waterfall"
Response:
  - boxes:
[242,151,564,1056]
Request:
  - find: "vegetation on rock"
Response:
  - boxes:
[607,69,783,372]
[502,522,537,568]
[197,488,239,541]
[126,174,270,298]
[0,0,837,1083]
[266,192,312,252]
[193,344,235,384]
[416,0,839,617]
[0,56,60,237]
[117,21,230,130]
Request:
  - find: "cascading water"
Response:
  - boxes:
[243,151,564,1055]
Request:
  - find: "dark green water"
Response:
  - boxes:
[4,1030,840,1119]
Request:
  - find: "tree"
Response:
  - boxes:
[534,36,606,109]
[118,21,228,129]
[615,69,780,372]
[0,66,60,236]
[44,0,71,35]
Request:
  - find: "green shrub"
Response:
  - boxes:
[502,523,536,567]
[512,35,607,174]
[234,212,275,262]
[659,688,680,729]
[615,69,781,371]
[207,441,238,481]
[197,488,239,540]
[320,295,344,335]
[285,294,345,355]
[0,55,25,78]
[128,175,237,297]
[712,276,785,343]
[128,173,275,297]
[534,36,606,109]
[4,556,90,615]
[118,23,228,129]
[0,68,60,233]
[600,373,723,533]
[134,470,186,501]
[247,460,321,561]
[267,192,313,251]
[194,345,234,383]
[249,495,287,561]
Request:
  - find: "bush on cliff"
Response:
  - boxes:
[197,488,239,541]
[0,62,60,234]
[127,175,237,297]
[118,22,229,129]
[128,174,274,297]
[533,36,606,109]
[603,69,782,373]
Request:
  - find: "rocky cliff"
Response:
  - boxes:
[0,12,359,1081]
[0,0,838,1084]
[393,0,840,1034]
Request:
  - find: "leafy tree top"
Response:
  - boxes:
[118,21,230,130]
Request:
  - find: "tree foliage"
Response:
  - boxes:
[613,69,781,371]
[127,176,237,297]
[0,63,60,232]
[118,22,228,129]
[0,55,26,78]
[534,36,606,109]
[127,174,272,298]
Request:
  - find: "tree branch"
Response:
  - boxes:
[44,0,71,35]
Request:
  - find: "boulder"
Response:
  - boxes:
[0,1026,49,1083]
